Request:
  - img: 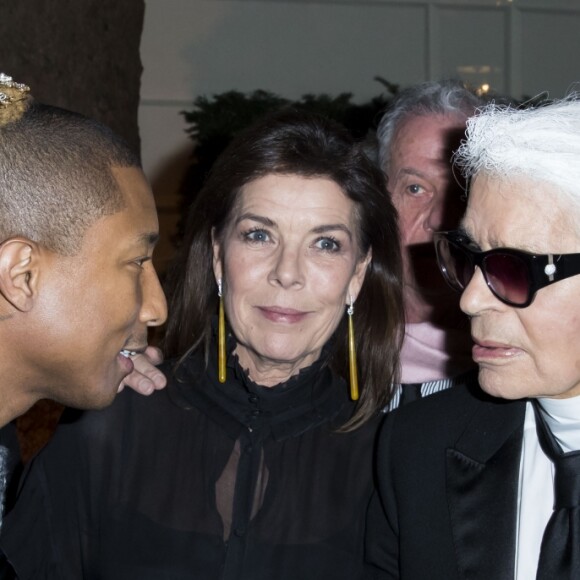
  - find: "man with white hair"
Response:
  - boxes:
[367,97,580,579]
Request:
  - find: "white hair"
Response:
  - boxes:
[455,97,580,210]
[376,80,484,173]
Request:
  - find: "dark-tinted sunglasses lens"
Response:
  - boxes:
[483,253,531,306]
[437,237,474,290]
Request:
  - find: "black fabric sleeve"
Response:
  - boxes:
[365,413,400,579]
[0,399,128,579]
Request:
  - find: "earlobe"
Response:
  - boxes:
[0,239,37,312]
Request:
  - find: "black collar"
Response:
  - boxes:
[165,339,352,442]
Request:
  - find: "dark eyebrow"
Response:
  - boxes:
[139,232,160,247]
[235,213,275,227]
[398,162,447,180]
[236,214,352,240]
[312,224,353,240]
[399,168,427,179]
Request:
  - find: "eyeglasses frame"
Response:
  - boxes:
[433,230,580,308]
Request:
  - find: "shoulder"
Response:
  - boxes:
[32,373,184,465]
[379,379,523,460]
[374,380,528,503]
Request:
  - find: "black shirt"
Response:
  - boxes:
[1,347,381,579]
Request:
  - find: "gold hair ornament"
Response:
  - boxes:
[0,73,32,125]
[347,296,359,401]
[218,279,226,383]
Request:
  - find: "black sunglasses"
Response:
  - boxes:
[433,230,580,308]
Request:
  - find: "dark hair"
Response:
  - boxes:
[164,109,404,428]
[0,101,140,254]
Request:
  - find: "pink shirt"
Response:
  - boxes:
[400,322,475,384]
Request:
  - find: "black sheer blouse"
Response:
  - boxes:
[1,346,382,579]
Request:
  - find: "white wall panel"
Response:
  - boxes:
[520,9,580,99]
[435,7,507,93]
[140,0,580,268]
[139,0,430,226]
[141,0,427,103]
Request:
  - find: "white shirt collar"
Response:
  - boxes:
[536,394,580,453]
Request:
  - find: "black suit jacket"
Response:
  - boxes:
[366,381,527,579]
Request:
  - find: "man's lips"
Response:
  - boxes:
[257,306,309,324]
[472,338,523,361]
[117,351,135,374]
[117,345,148,374]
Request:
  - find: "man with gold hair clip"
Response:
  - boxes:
[0,74,167,550]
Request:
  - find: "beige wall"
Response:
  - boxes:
[139,0,580,271]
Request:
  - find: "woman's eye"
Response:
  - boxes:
[314,237,340,252]
[244,229,270,243]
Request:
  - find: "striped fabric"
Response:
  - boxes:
[384,369,479,413]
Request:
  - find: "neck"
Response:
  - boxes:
[0,382,36,428]
[0,338,41,427]
[233,345,320,388]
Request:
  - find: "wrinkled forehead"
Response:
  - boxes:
[228,172,367,252]
[389,114,467,167]
[463,173,579,252]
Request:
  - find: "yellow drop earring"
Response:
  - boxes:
[218,279,226,383]
[347,295,359,401]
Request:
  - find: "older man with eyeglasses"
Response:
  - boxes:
[367,97,580,580]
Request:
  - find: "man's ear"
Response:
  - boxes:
[0,238,38,312]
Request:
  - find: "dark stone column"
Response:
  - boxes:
[0,0,145,155]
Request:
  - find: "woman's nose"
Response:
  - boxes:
[268,244,304,289]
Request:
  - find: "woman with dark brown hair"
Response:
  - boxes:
[2,109,403,579]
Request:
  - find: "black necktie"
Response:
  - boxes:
[533,400,580,579]
[399,383,422,407]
